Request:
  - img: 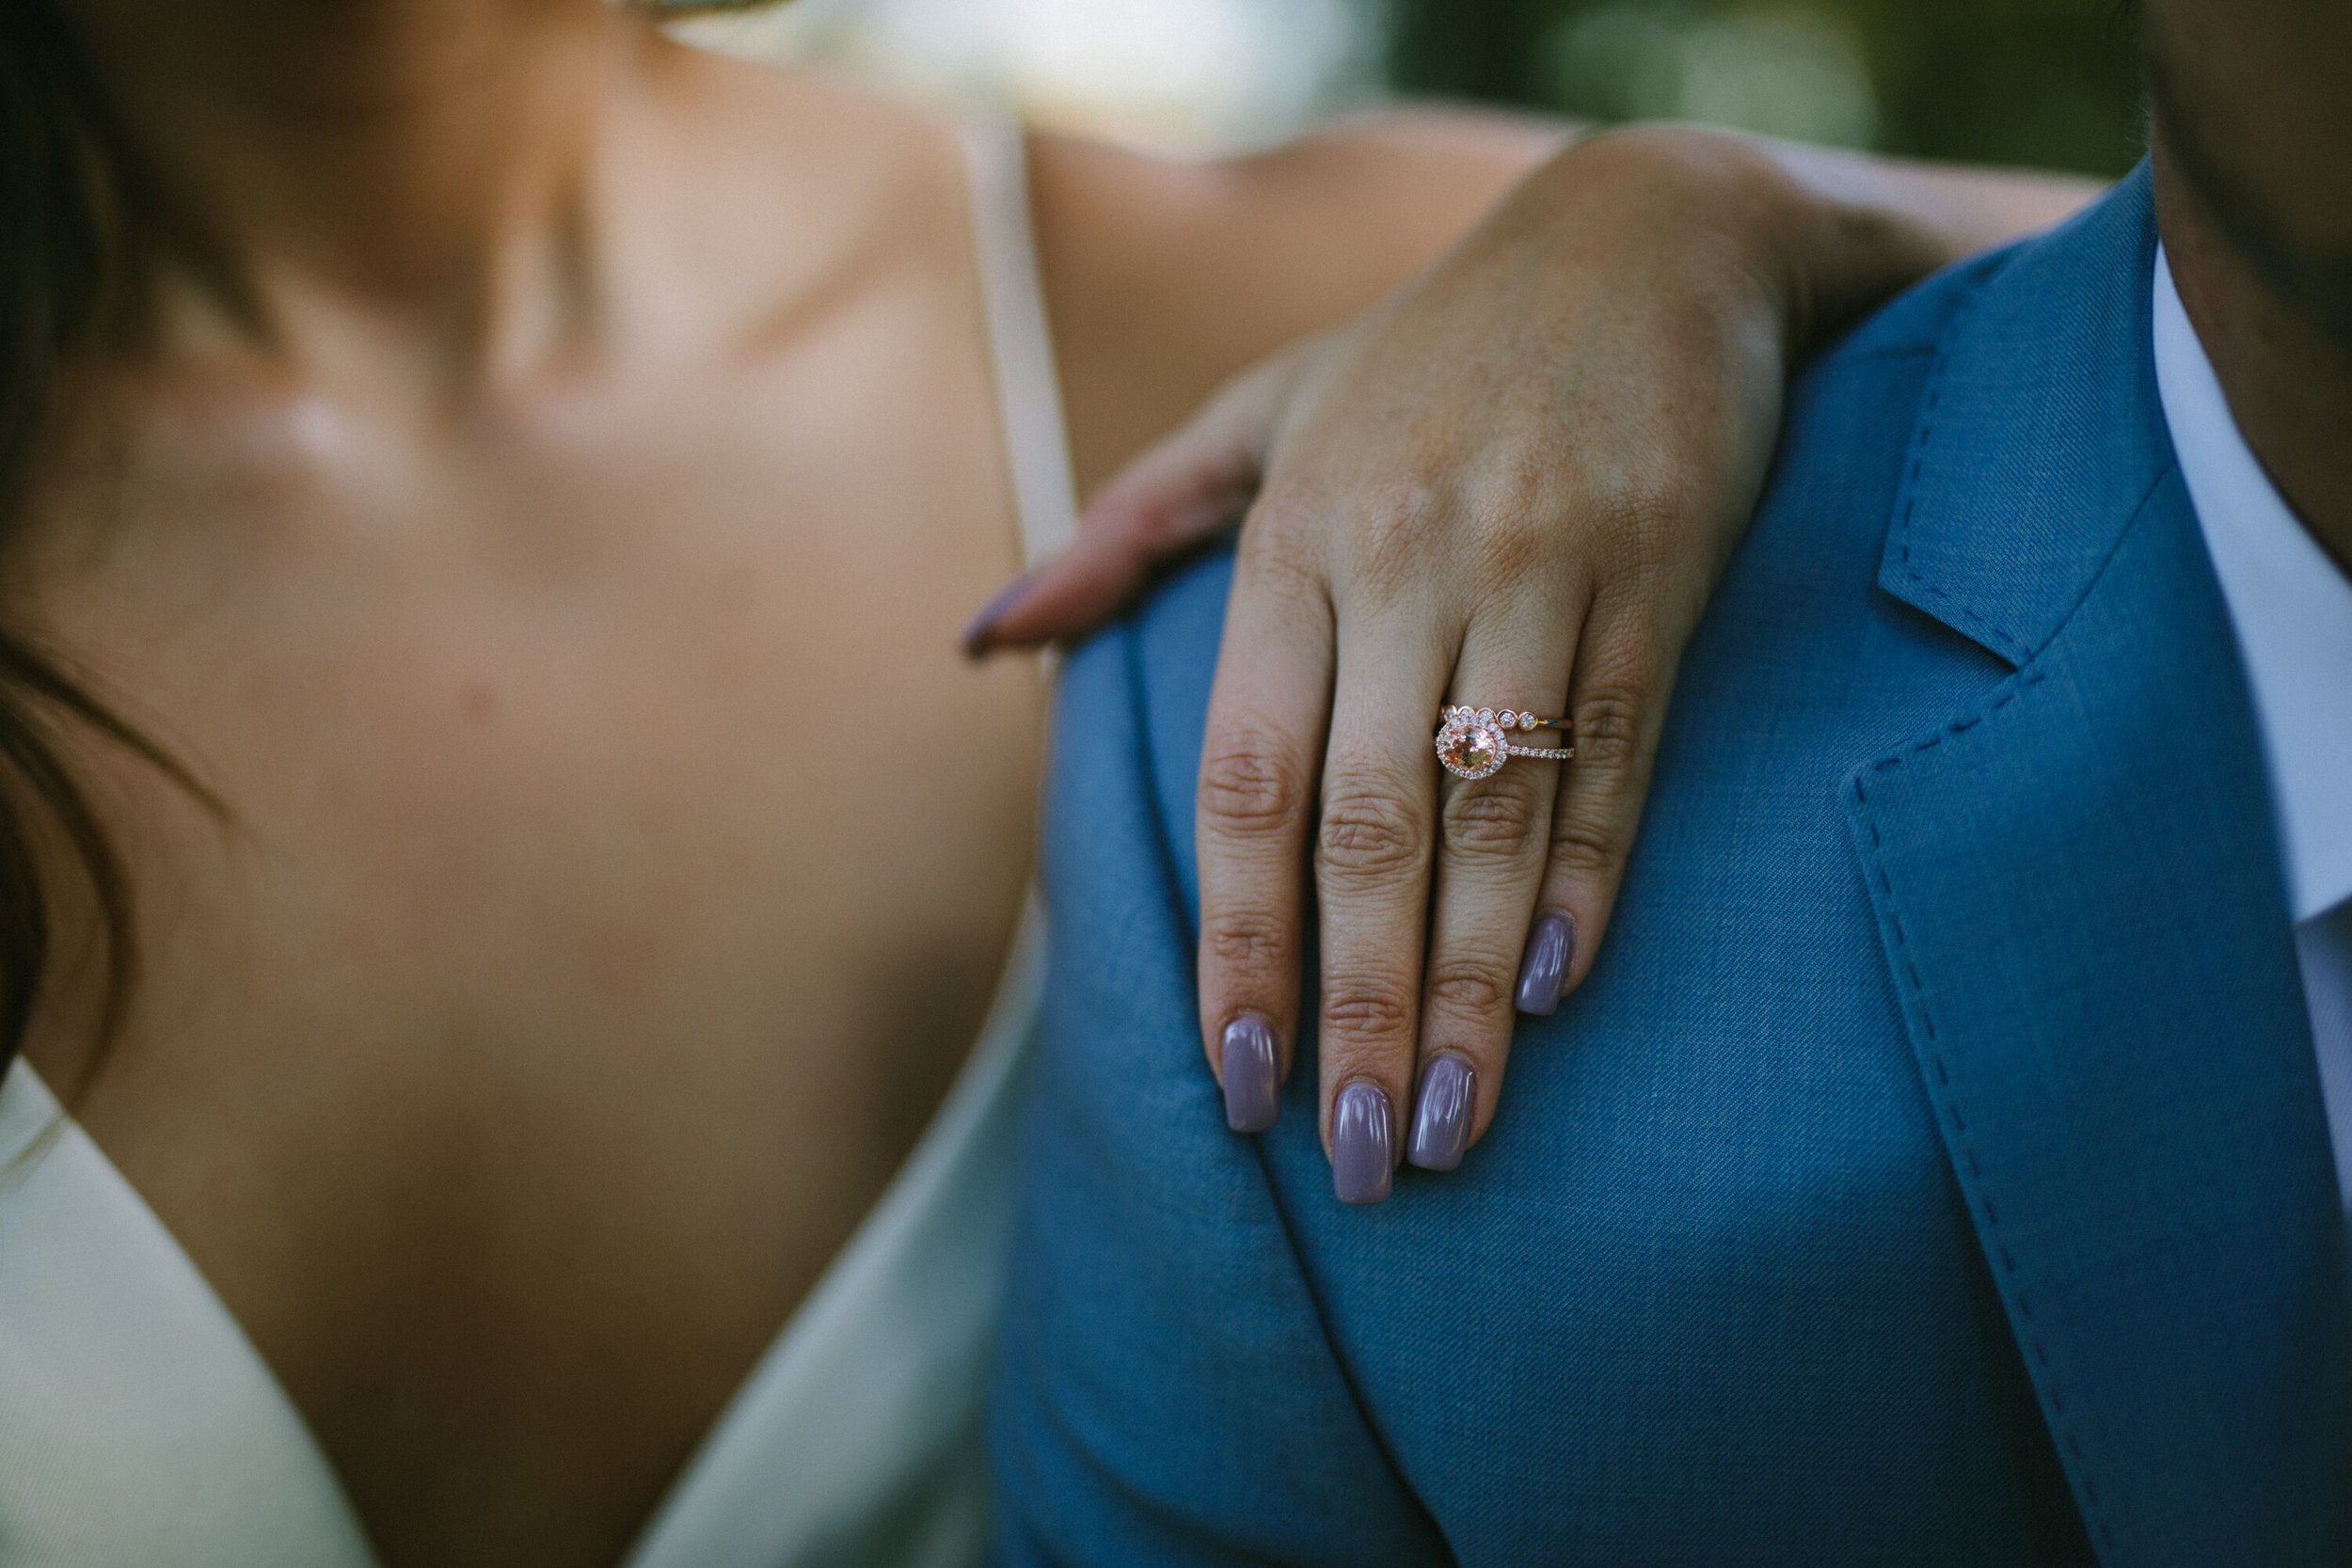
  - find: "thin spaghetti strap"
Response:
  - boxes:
[960,116,1082,570]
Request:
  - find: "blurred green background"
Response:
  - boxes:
[1388,0,2144,173]
[688,0,2144,174]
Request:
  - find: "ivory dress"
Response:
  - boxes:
[0,118,1072,1568]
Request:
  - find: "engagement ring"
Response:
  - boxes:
[1434,706,1574,780]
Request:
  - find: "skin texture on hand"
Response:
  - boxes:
[972,124,2096,1200]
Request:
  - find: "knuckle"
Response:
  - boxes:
[1201,911,1291,975]
[1350,479,1445,593]
[1316,785,1428,881]
[1468,451,1562,566]
[1489,445,1555,515]
[1471,514,1548,588]
[1425,962,1513,1021]
[1321,979,1419,1047]
[1370,471,1444,537]
[1594,469,1694,558]
[1233,501,1326,596]
[1547,813,1629,882]
[1200,736,1308,836]
[1238,483,1314,546]
[1570,686,1646,771]
[1441,774,1545,857]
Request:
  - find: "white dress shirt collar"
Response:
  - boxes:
[2153,248,2352,925]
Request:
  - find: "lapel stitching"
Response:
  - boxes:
[1847,661,2128,1555]
[1882,282,2042,670]
[1850,431,2345,1563]
[1855,439,2176,1560]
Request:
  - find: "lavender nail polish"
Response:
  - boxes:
[959,573,1032,657]
[1220,1015,1280,1132]
[1331,1080,1394,1204]
[1406,1054,1475,1172]
[1515,912,1576,1016]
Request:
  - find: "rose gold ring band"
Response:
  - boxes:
[1434,705,1575,780]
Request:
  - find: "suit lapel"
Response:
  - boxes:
[1844,169,2349,1564]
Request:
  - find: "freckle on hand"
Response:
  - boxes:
[463,682,498,721]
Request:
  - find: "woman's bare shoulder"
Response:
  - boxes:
[652,38,1565,493]
[647,42,974,247]
[1027,111,1571,492]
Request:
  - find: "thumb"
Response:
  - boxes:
[963,351,1298,656]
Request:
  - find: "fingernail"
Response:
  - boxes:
[959,573,1032,658]
[1406,1054,1475,1172]
[1219,1014,1280,1132]
[1515,912,1575,1016]
[1331,1080,1393,1204]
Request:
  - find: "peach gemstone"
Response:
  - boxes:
[1437,717,1507,779]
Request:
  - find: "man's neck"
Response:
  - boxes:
[2154,138,2352,574]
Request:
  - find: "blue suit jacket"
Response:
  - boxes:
[988,168,2350,1567]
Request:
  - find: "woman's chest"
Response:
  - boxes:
[19,376,1044,1562]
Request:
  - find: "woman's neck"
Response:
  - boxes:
[59,0,658,385]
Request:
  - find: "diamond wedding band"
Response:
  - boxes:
[1434,705,1575,781]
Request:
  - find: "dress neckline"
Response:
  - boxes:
[0,110,1072,1568]
[0,899,1045,1568]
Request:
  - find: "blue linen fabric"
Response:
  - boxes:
[987,167,2350,1567]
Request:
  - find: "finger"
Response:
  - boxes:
[1406,601,1581,1174]
[1314,620,1454,1204]
[962,357,1289,656]
[959,530,1166,659]
[1194,529,1335,1137]
[1521,591,1672,1013]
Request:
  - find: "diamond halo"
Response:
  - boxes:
[1435,707,1510,780]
